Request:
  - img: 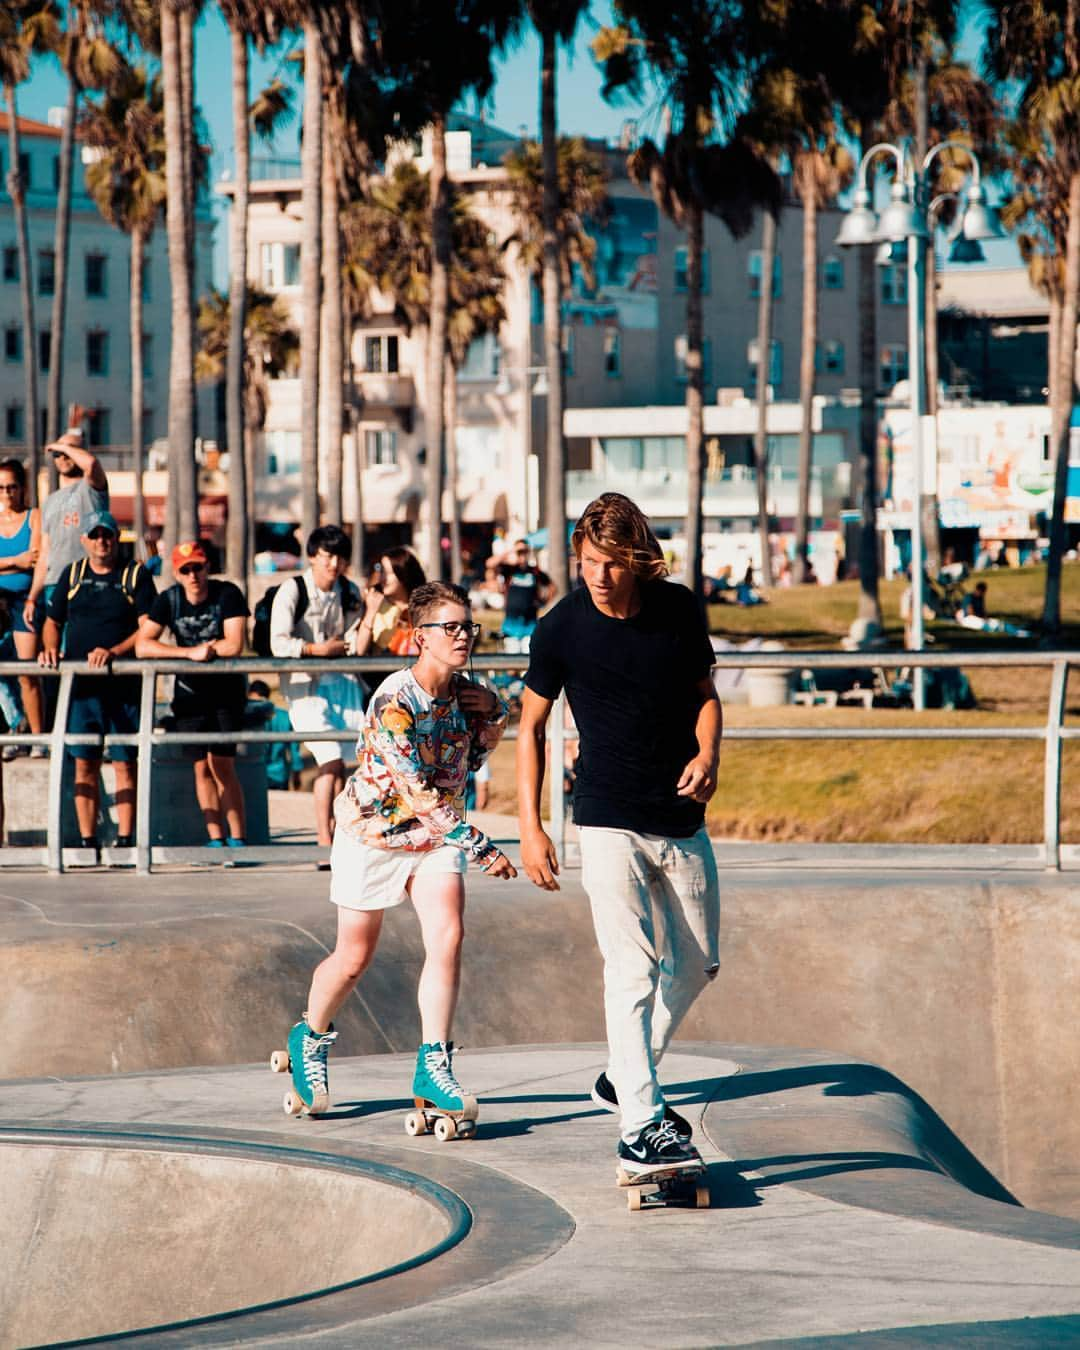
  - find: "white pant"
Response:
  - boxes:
[579,826,720,1141]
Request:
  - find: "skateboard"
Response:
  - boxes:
[404,1094,480,1142]
[269,1048,326,1117]
[616,1161,709,1212]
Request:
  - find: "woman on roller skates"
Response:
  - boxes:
[282,581,516,1128]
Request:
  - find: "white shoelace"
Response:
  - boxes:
[649,1119,684,1151]
[302,1029,337,1092]
[425,1046,461,1096]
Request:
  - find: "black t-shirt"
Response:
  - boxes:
[499,563,550,623]
[525,580,715,837]
[149,578,249,706]
[47,560,156,661]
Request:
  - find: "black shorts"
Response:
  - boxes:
[69,678,141,763]
[172,700,244,760]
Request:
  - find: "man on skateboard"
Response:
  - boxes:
[517,493,721,1181]
[281,582,516,1128]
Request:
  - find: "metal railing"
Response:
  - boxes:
[0,649,1073,873]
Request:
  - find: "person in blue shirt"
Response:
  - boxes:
[247,680,301,791]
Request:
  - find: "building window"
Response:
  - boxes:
[5,405,23,441]
[603,328,621,377]
[263,428,301,476]
[141,334,153,379]
[749,250,782,298]
[562,326,575,377]
[282,242,300,287]
[85,252,107,297]
[822,255,844,289]
[880,344,908,388]
[39,331,51,373]
[52,155,60,191]
[2,247,17,283]
[747,338,783,390]
[260,241,301,290]
[881,264,907,305]
[365,428,398,466]
[4,326,21,363]
[87,408,110,447]
[86,329,109,376]
[674,334,712,384]
[458,334,499,381]
[817,339,845,375]
[18,153,30,189]
[363,333,399,375]
[674,246,710,294]
[38,250,55,296]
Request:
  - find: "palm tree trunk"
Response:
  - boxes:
[857,227,882,626]
[321,119,344,524]
[1048,286,1062,422]
[346,310,365,576]
[162,2,197,546]
[130,223,146,559]
[427,111,451,582]
[225,19,249,584]
[1042,171,1080,635]
[684,194,706,602]
[299,17,323,541]
[752,208,777,586]
[180,4,197,460]
[46,68,77,451]
[921,238,942,576]
[793,157,817,583]
[5,82,40,505]
[540,23,567,598]
[445,353,462,584]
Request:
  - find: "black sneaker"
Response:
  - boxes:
[591,1072,693,1140]
[115,835,134,849]
[617,1119,700,1177]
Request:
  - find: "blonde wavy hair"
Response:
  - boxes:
[571,493,669,581]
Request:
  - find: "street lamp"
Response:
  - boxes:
[837,139,1002,709]
[495,362,549,535]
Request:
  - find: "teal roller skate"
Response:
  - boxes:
[404,1041,479,1141]
[269,1017,337,1117]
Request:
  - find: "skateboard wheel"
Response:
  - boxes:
[433,1116,457,1142]
[269,1051,290,1074]
[695,1185,710,1208]
[627,1188,643,1212]
[283,1090,304,1117]
[404,1111,429,1137]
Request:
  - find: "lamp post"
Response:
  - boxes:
[837,139,1002,709]
[495,362,549,539]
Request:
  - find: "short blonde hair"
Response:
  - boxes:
[571,493,668,581]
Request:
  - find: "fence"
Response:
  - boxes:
[0,649,1074,874]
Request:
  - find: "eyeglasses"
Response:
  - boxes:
[0,484,21,493]
[418,621,481,639]
[178,563,206,575]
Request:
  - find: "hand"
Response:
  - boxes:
[23,598,37,631]
[13,549,37,570]
[312,637,347,658]
[86,646,113,669]
[364,588,384,618]
[457,680,498,718]
[520,827,560,891]
[38,647,59,669]
[188,642,215,663]
[482,849,517,879]
[676,755,717,803]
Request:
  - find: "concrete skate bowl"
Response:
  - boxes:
[0,1129,469,1348]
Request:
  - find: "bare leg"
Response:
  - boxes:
[306,905,384,1032]
[112,760,137,838]
[193,757,224,840]
[73,757,101,839]
[13,630,42,734]
[312,759,344,847]
[208,752,246,840]
[408,870,465,1044]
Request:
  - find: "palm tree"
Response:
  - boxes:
[1,3,60,505]
[298,16,322,542]
[595,5,781,600]
[321,94,345,525]
[751,204,777,586]
[79,58,166,557]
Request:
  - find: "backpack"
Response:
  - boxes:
[251,573,361,657]
[67,557,144,604]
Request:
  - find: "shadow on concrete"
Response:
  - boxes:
[703,1161,762,1209]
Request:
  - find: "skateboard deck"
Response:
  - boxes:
[616,1161,709,1212]
[404,1094,480,1142]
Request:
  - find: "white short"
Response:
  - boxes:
[329,830,467,911]
[287,674,365,766]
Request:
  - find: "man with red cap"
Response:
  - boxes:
[137,541,250,848]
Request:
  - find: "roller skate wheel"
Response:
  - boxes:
[433,1116,457,1142]
[696,1185,710,1208]
[269,1051,290,1074]
[283,1090,305,1117]
[627,1187,643,1212]
[404,1111,428,1137]
[457,1119,477,1139]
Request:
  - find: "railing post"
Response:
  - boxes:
[135,667,156,875]
[1044,657,1069,872]
[550,691,566,862]
[45,670,75,874]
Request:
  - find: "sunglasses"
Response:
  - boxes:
[418,621,481,639]
[0,484,21,492]
[87,529,115,540]
[178,563,206,575]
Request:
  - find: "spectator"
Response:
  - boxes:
[38,510,155,856]
[26,424,108,625]
[270,525,365,851]
[247,680,301,791]
[958,581,988,621]
[137,541,249,849]
[468,559,506,612]
[498,539,554,653]
[353,547,426,657]
[0,459,44,752]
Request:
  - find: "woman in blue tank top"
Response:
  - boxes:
[0,458,44,746]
